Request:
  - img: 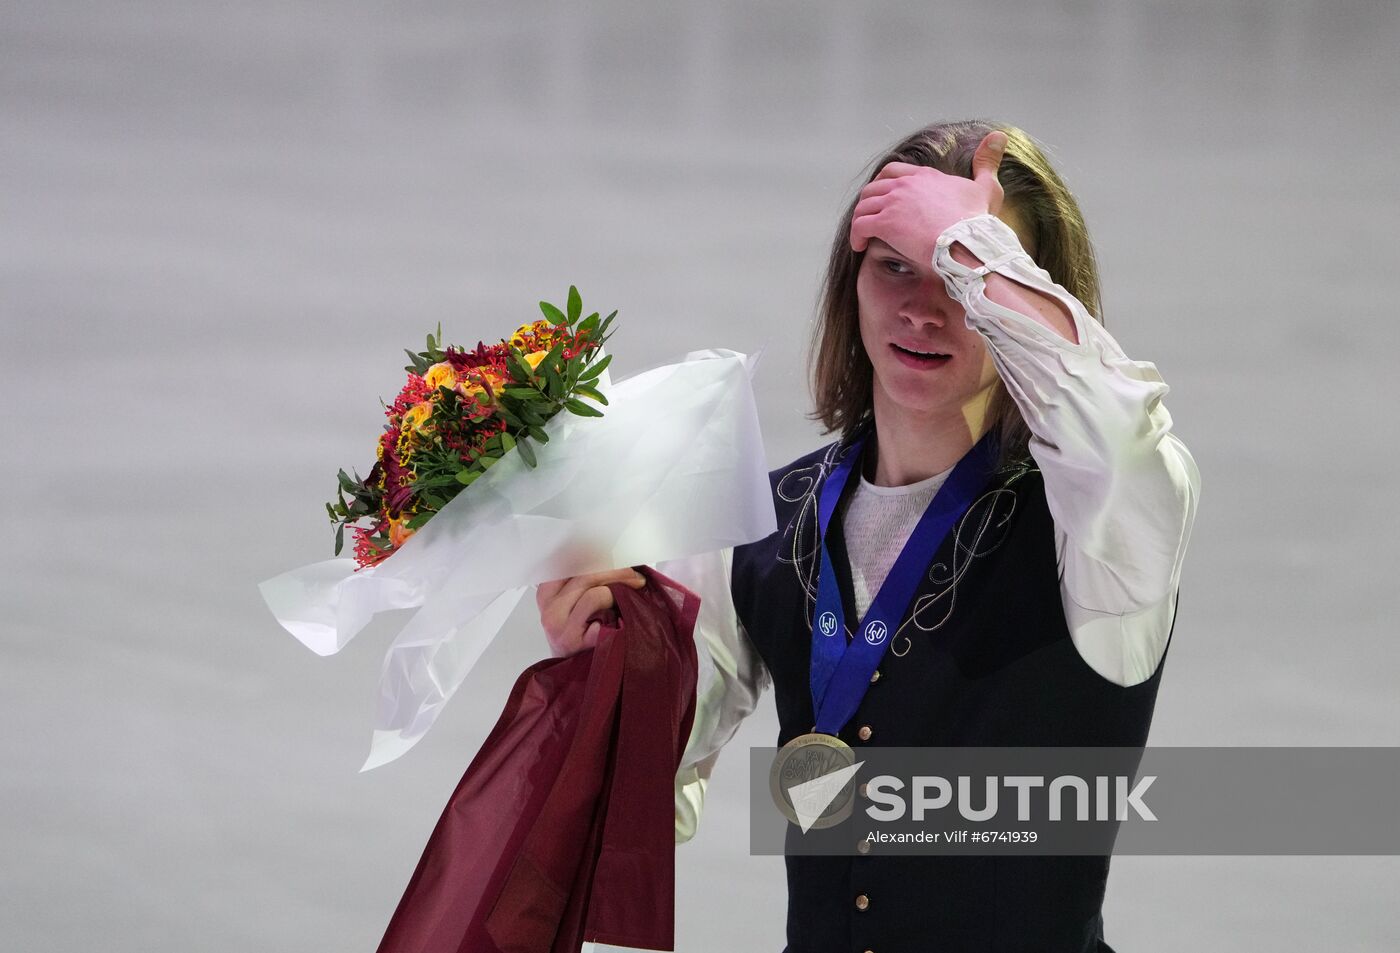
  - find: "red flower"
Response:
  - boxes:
[385,375,433,430]
[445,341,508,371]
[351,525,393,569]
[378,439,416,517]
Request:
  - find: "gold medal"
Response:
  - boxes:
[768,730,858,830]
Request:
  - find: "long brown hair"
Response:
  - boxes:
[807,119,1105,472]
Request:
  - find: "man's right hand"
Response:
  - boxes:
[535,568,648,657]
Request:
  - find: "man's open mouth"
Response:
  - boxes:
[891,343,951,364]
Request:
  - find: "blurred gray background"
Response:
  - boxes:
[5,0,1399,950]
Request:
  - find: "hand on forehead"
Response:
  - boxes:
[849,131,1009,263]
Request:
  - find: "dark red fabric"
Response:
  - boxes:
[377,565,700,953]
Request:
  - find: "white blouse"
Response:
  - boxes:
[658,212,1201,846]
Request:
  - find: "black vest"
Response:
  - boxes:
[732,432,1175,953]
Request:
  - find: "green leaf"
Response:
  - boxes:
[501,432,516,452]
[564,398,604,417]
[539,301,566,325]
[412,474,463,490]
[407,510,435,528]
[334,522,345,556]
[516,435,537,468]
[566,286,582,323]
[503,386,539,399]
[518,402,545,427]
[578,312,600,335]
[537,339,566,394]
[579,353,612,381]
[455,468,481,486]
[497,407,525,429]
[505,346,534,383]
[544,364,564,398]
[575,384,608,405]
[528,425,548,443]
[598,310,618,336]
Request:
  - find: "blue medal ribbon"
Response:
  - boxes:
[809,429,999,736]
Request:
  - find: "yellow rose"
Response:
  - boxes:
[423,362,458,391]
[524,350,547,370]
[402,402,433,432]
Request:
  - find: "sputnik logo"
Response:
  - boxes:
[786,760,866,833]
[769,736,862,832]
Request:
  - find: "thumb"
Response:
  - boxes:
[971,131,1008,184]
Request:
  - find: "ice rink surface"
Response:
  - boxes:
[4,1,1399,949]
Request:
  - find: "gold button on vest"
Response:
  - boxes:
[858,725,873,742]
[855,893,870,912]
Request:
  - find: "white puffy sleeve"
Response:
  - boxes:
[932,213,1201,687]
[654,546,771,844]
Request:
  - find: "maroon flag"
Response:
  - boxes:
[377,565,700,953]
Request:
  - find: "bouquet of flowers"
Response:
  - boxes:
[260,303,774,770]
[330,287,614,569]
[260,289,777,952]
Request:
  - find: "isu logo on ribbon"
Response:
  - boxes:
[863,620,888,645]
[818,611,839,638]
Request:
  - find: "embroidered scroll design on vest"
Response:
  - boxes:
[890,460,1035,657]
[776,442,1039,657]
[775,441,852,633]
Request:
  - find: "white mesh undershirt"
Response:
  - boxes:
[839,463,956,621]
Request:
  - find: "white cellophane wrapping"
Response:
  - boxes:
[258,348,774,770]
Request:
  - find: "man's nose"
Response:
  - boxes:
[899,284,955,326]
